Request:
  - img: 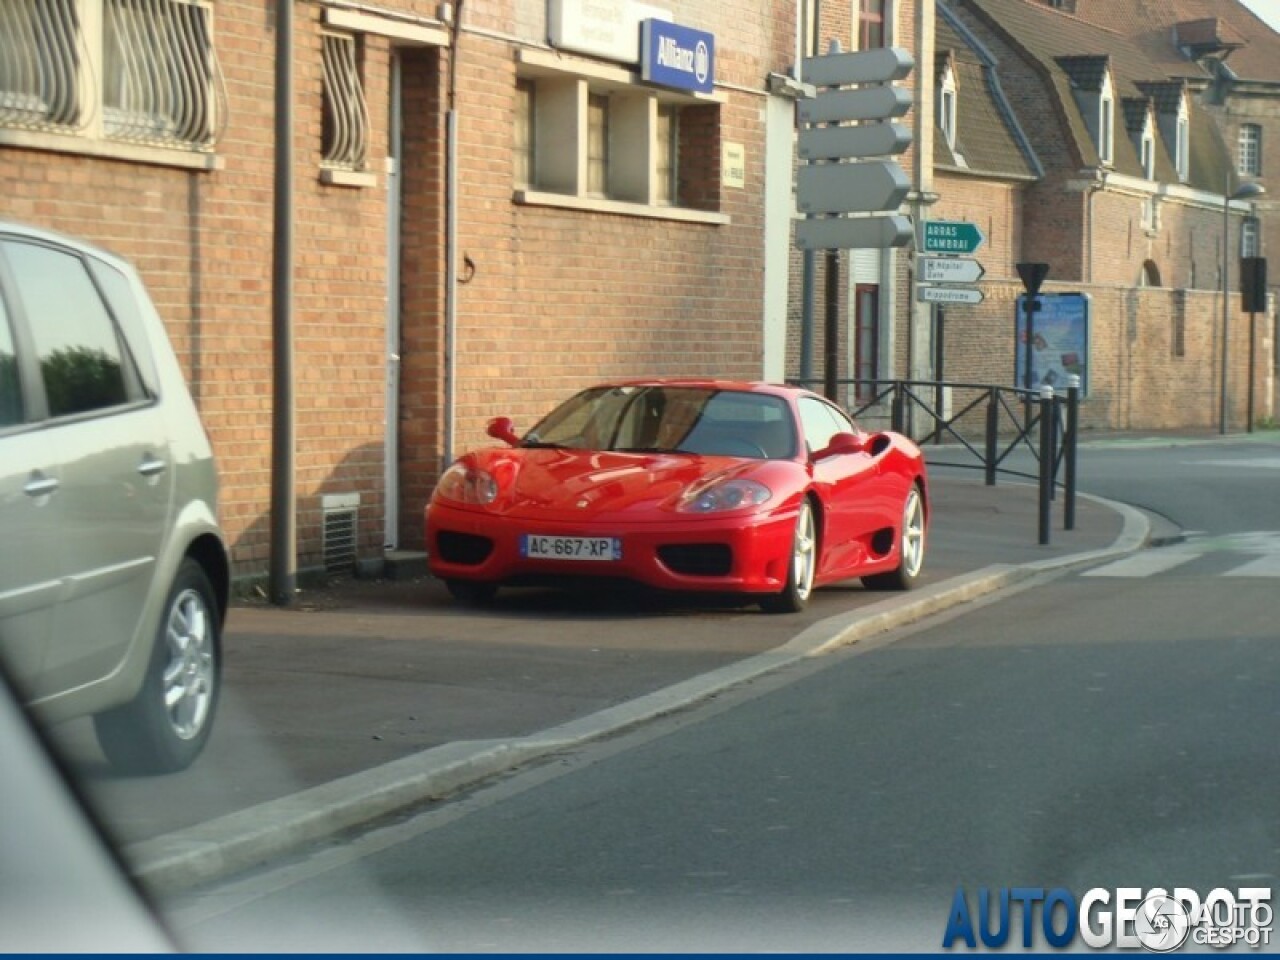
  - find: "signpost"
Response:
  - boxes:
[792,43,915,400]
[919,256,985,284]
[919,286,984,305]
[922,220,986,255]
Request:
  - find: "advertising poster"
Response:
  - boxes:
[1014,292,1090,396]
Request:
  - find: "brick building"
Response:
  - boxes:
[883,0,1279,435]
[0,0,806,582]
[2,0,1275,585]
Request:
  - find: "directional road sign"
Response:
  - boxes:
[919,256,985,284]
[798,86,912,124]
[922,220,986,255]
[795,215,914,251]
[801,47,914,87]
[798,122,911,161]
[797,161,910,215]
[918,286,984,305]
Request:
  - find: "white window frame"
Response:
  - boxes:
[513,49,729,225]
[938,65,957,152]
[1242,216,1260,259]
[1239,123,1261,177]
[0,0,226,167]
[1140,112,1155,180]
[1175,99,1190,182]
[1098,73,1114,166]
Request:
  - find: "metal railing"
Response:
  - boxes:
[789,376,1082,545]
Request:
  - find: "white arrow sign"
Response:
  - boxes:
[797,161,910,215]
[798,122,912,161]
[919,256,985,284]
[795,215,914,250]
[918,286,985,305]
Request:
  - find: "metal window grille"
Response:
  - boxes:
[103,0,224,148]
[321,31,369,171]
[0,0,85,131]
[322,493,360,574]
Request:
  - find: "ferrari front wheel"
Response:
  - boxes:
[863,483,925,591]
[760,498,817,614]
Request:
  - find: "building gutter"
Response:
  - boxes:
[269,0,296,605]
[442,1,463,469]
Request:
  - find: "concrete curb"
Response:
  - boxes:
[128,491,1150,892]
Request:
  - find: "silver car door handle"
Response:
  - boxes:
[138,455,168,477]
[24,474,59,497]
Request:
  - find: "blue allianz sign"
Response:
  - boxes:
[641,19,714,94]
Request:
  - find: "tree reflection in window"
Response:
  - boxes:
[41,345,126,417]
[0,348,20,427]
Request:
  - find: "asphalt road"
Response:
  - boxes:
[162,436,1280,952]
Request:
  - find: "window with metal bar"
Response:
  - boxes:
[103,0,219,148]
[0,0,83,131]
[0,0,225,151]
[321,31,369,171]
[858,0,885,51]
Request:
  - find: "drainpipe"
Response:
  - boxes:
[269,0,296,605]
[442,1,464,468]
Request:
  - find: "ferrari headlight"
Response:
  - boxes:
[679,477,772,513]
[435,463,499,505]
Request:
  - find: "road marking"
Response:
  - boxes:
[1223,553,1280,577]
[1082,552,1200,578]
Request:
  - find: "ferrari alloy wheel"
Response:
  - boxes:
[761,498,817,614]
[863,483,926,591]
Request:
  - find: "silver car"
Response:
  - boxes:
[0,220,228,774]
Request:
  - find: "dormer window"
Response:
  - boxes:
[1099,73,1114,166]
[1141,116,1155,179]
[1176,111,1189,182]
[938,63,957,152]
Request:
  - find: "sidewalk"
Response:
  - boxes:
[55,471,1149,891]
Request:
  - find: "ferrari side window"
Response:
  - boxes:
[798,397,843,455]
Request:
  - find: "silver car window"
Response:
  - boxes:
[2,241,134,419]
[0,307,19,429]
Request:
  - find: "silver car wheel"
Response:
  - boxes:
[901,487,926,579]
[162,587,215,741]
[793,499,817,601]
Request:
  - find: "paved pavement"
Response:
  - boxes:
[51,468,1151,891]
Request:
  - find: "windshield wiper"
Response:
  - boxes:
[613,446,683,454]
[521,439,568,449]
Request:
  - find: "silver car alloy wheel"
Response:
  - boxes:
[901,487,925,579]
[162,587,215,741]
[793,499,817,601]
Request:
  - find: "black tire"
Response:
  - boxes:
[760,498,818,614]
[862,483,926,591]
[94,558,221,774]
[445,578,499,606]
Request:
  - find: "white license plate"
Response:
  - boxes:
[520,535,621,562]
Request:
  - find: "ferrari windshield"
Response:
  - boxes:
[523,386,798,460]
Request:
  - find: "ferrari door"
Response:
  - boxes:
[798,397,879,575]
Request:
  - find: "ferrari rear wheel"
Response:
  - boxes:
[445,578,498,606]
[863,483,925,591]
[760,498,817,614]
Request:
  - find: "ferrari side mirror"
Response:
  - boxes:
[812,431,867,461]
[486,416,520,447]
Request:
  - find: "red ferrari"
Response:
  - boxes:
[425,380,928,612]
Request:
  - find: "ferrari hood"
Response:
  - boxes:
[477,448,748,520]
